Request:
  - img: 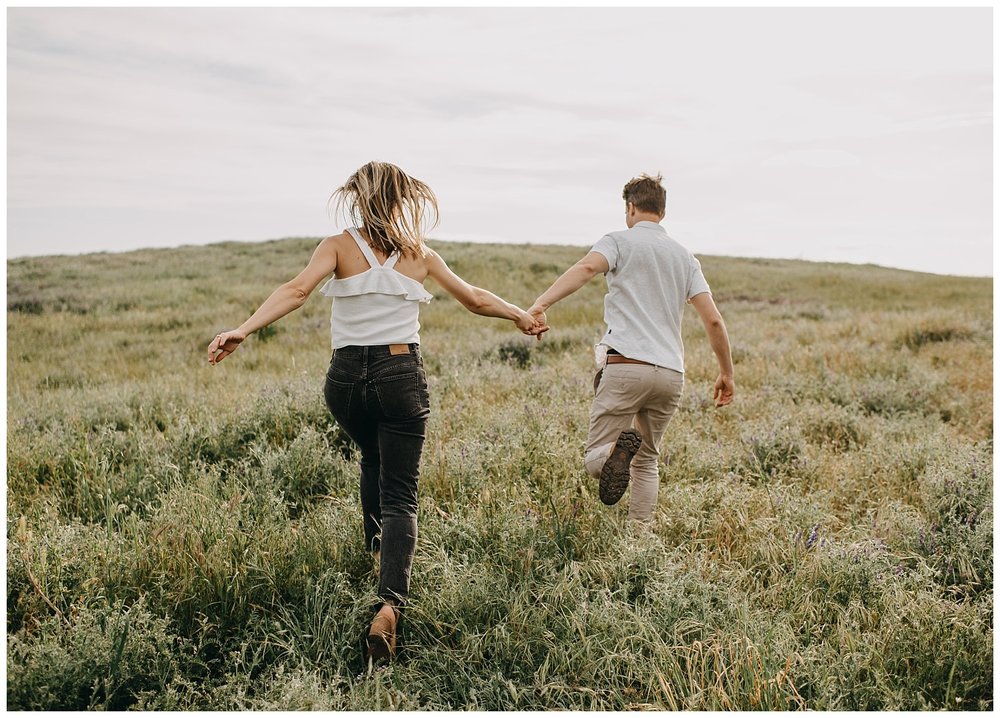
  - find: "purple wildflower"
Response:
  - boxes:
[806,524,819,549]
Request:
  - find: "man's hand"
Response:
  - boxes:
[515,309,549,338]
[690,293,734,407]
[713,374,734,407]
[525,305,549,340]
[528,252,607,335]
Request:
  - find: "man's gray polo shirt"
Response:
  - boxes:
[591,220,711,373]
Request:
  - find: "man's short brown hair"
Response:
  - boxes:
[622,173,666,215]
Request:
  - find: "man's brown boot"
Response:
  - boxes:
[599,429,642,505]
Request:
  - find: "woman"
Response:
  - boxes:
[207,161,543,663]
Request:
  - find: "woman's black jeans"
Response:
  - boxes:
[323,343,429,605]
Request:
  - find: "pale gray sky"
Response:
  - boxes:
[6,7,993,276]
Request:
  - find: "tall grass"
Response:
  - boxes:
[6,238,992,709]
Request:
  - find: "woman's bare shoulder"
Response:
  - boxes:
[316,231,353,253]
[422,247,443,266]
[324,230,352,244]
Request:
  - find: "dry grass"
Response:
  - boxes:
[6,237,993,710]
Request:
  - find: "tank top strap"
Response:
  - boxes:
[346,227,383,269]
[381,252,400,270]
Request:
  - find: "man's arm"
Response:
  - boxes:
[690,292,734,407]
[529,251,610,320]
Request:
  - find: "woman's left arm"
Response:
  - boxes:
[208,236,339,365]
[425,249,545,335]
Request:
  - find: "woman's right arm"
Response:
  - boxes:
[207,236,339,365]
[425,249,544,335]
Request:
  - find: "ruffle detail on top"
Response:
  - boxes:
[319,269,433,304]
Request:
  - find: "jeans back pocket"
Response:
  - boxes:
[324,375,354,420]
[374,371,429,420]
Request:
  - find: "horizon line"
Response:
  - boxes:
[5,235,994,281]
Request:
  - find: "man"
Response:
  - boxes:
[529,174,734,522]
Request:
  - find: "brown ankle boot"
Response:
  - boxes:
[366,604,398,663]
[599,429,642,505]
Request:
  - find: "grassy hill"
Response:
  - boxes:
[6,237,993,710]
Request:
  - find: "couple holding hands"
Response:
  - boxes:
[206,161,734,665]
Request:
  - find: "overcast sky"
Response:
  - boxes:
[6,7,993,276]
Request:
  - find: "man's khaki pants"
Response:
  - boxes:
[584,363,684,521]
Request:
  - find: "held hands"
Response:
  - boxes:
[207,329,247,365]
[525,304,549,341]
[515,308,549,339]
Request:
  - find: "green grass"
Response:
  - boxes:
[6,237,993,710]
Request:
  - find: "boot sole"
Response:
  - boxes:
[599,429,642,505]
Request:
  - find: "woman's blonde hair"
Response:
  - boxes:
[331,161,439,258]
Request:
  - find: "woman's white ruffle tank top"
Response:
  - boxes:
[319,227,432,349]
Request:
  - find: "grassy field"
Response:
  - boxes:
[6,237,993,710]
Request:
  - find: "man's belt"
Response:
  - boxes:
[606,355,652,366]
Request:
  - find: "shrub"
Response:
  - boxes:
[899,325,973,351]
[6,598,190,710]
[496,339,533,369]
[8,297,44,314]
[256,324,279,342]
[179,385,335,466]
[740,428,805,482]
[260,426,353,514]
[803,406,867,451]
[795,588,992,710]
[7,519,111,634]
[909,447,993,596]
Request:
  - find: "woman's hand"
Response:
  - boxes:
[515,309,549,339]
[207,329,247,365]
[206,236,339,367]
[526,305,549,340]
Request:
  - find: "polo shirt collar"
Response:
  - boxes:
[634,220,665,231]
